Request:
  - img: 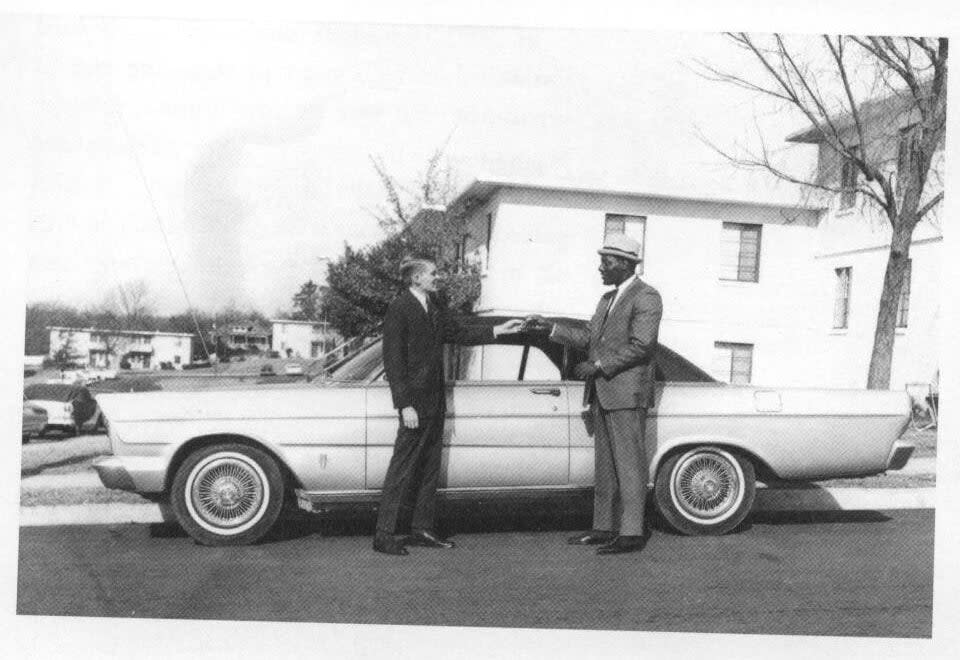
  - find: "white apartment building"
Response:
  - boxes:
[48,326,194,370]
[448,180,827,388]
[447,172,939,392]
[270,319,340,358]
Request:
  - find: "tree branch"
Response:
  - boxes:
[917,191,944,219]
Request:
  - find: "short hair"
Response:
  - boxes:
[400,258,435,286]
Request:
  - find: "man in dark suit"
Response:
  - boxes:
[526,234,662,554]
[374,258,521,556]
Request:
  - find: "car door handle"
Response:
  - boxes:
[529,387,562,396]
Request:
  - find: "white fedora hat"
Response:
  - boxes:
[597,234,642,262]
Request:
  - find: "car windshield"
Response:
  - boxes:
[325,341,386,382]
[319,316,716,384]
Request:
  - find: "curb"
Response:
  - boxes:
[18,487,936,527]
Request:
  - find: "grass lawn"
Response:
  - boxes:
[20,488,151,507]
[21,434,111,477]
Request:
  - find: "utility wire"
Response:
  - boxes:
[83,17,212,361]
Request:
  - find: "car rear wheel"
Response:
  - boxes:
[654,446,756,536]
[170,443,285,546]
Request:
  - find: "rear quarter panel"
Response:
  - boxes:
[570,382,911,484]
[97,386,367,493]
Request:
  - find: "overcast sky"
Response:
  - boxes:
[6,15,834,316]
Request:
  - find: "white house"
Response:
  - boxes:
[445,173,939,391]
[48,326,194,370]
[447,180,828,388]
[270,319,340,358]
[784,89,943,392]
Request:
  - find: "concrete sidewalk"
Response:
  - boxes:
[18,458,937,527]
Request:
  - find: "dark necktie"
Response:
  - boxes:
[599,288,618,334]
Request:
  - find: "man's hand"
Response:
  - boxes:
[522,314,554,337]
[574,361,600,379]
[493,319,524,336]
[400,406,419,429]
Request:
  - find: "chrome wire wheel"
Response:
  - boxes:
[669,447,746,524]
[184,451,270,535]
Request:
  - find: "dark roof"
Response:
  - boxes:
[786,83,927,144]
[24,383,86,401]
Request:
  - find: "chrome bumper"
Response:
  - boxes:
[92,456,137,491]
[886,440,915,471]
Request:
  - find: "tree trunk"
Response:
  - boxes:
[866,223,914,390]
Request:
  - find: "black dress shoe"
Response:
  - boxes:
[373,533,409,556]
[596,535,647,555]
[407,529,455,549]
[567,530,616,545]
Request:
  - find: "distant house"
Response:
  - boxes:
[270,319,341,358]
[212,321,273,354]
[47,326,193,370]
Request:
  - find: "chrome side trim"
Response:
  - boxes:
[295,485,591,512]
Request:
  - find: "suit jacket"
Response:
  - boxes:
[552,278,662,410]
[382,290,494,416]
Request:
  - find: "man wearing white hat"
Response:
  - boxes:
[526,233,662,554]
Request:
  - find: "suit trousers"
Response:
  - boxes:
[375,410,445,535]
[592,404,649,536]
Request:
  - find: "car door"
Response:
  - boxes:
[442,342,570,488]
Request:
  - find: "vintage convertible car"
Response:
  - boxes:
[93,316,914,546]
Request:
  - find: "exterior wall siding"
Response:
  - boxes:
[462,182,939,391]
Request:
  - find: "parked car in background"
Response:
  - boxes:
[21,397,48,443]
[23,383,101,436]
[93,316,914,546]
[284,363,304,376]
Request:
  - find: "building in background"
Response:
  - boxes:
[47,326,193,370]
[785,93,943,391]
[212,321,273,354]
[270,319,341,359]
[445,167,939,392]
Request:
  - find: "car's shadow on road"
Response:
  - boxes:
[147,500,893,545]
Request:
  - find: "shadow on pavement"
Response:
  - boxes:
[748,510,893,526]
[145,498,895,546]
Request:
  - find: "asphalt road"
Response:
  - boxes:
[17,508,933,638]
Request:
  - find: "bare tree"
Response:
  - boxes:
[367,142,458,232]
[698,34,946,389]
[100,279,154,330]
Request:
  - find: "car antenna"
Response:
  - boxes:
[82,17,212,363]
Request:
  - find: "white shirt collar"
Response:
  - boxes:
[409,287,429,312]
[610,274,638,309]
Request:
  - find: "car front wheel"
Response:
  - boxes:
[170,443,285,546]
[654,446,756,536]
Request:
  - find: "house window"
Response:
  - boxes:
[485,212,493,269]
[897,125,920,198]
[603,214,646,274]
[896,260,912,328]
[834,267,852,329]
[712,342,754,384]
[719,223,761,282]
[454,235,469,268]
[840,146,860,210]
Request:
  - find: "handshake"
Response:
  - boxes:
[497,315,554,338]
